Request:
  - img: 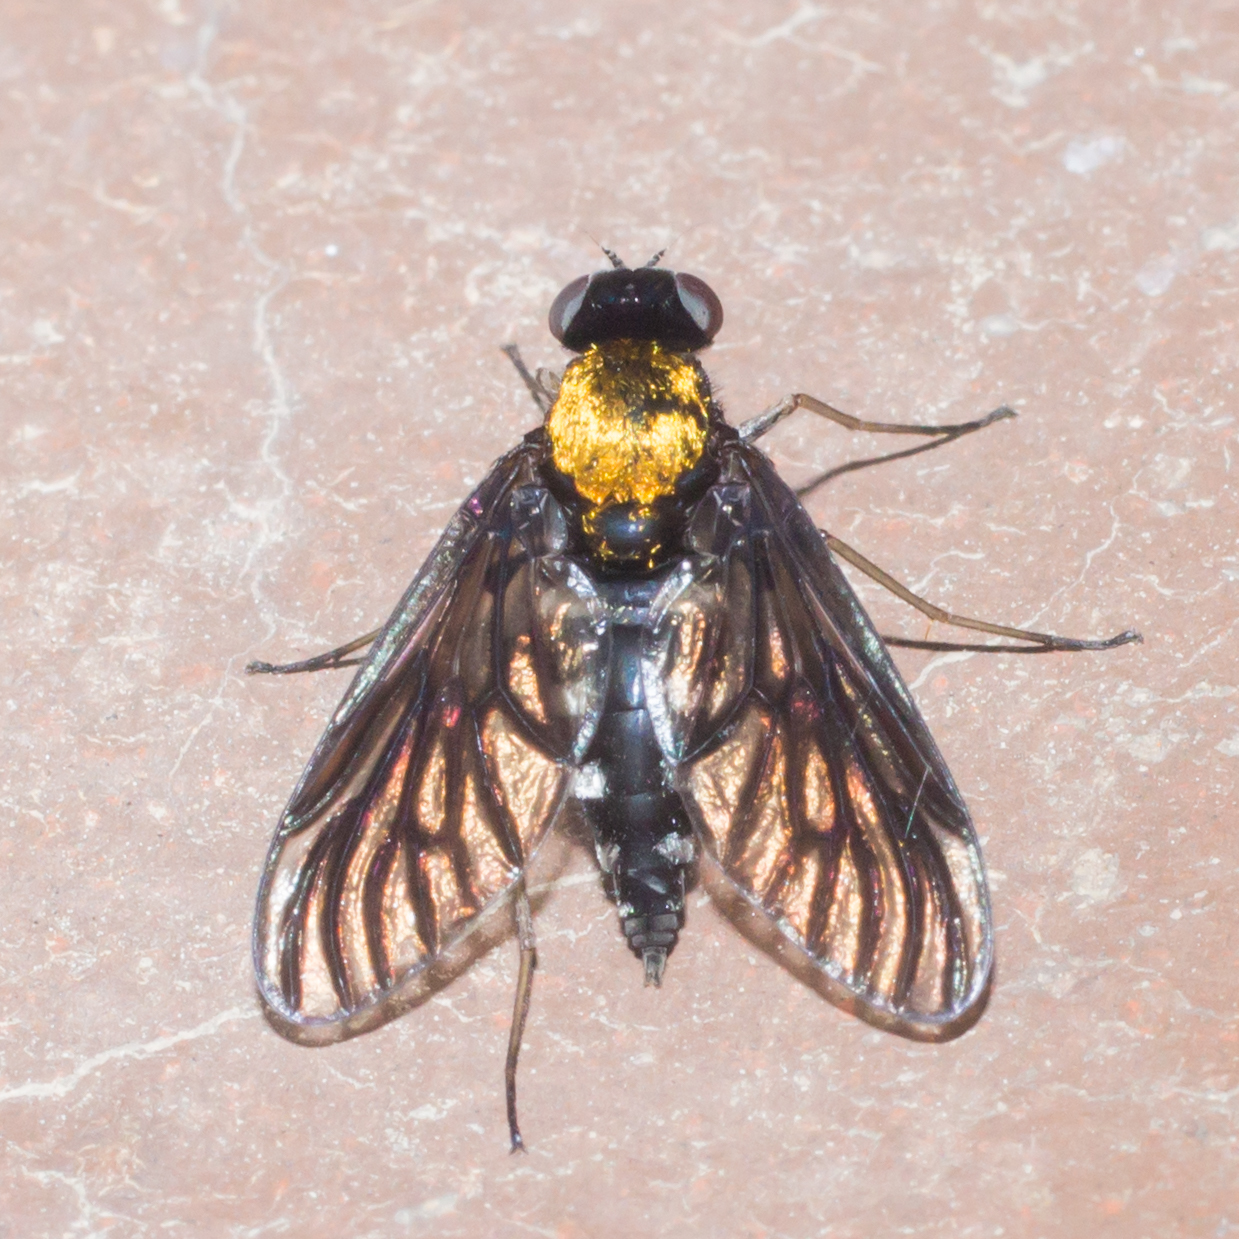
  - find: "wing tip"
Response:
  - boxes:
[699,855,994,1043]
[250,840,576,1048]
[763,915,993,1043]
[251,944,473,1048]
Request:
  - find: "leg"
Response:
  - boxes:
[825,534,1141,652]
[502,344,555,415]
[505,880,538,1154]
[796,434,991,502]
[246,627,381,676]
[535,366,562,404]
[738,392,1016,445]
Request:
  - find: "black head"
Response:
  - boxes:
[548,257,723,353]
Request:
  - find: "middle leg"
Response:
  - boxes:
[825,533,1141,652]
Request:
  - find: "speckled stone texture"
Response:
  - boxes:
[2,1,1236,1235]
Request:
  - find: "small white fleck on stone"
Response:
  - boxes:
[1202,221,1239,252]
[1063,134,1125,175]
[979,313,1019,337]
[1135,254,1179,296]
[1070,848,1122,903]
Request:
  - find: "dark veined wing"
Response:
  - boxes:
[642,440,992,1040]
[254,438,611,1043]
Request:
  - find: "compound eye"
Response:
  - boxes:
[548,275,591,343]
[674,273,724,341]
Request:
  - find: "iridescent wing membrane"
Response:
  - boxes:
[258,432,990,1044]
[254,441,611,1043]
[643,441,992,1039]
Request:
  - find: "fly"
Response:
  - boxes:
[247,248,1139,1150]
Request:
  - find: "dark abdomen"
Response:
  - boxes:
[583,579,694,984]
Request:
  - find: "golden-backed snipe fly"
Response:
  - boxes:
[248,249,1139,1150]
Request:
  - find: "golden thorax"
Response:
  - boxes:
[546,340,710,509]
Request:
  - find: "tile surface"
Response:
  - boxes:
[1,1,1236,1235]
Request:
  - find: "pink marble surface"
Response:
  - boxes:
[2,1,1236,1235]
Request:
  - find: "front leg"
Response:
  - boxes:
[738,392,1015,444]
